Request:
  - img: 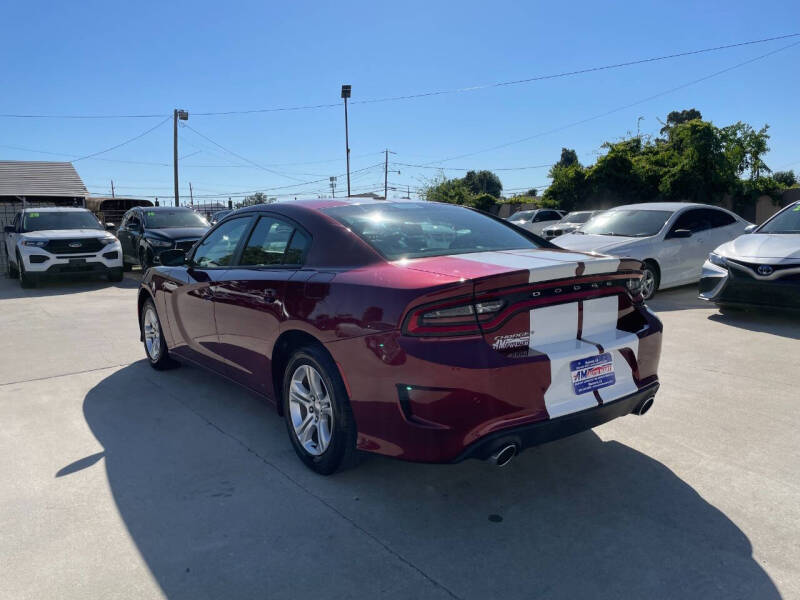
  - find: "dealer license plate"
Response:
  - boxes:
[570,353,615,395]
[69,258,86,265]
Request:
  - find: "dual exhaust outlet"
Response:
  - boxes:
[485,396,656,467]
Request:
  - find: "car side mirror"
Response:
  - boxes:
[159,249,186,266]
[3,226,14,234]
[744,224,757,234]
[668,228,692,239]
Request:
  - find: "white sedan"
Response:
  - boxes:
[555,202,750,299]
[506,208,566,236]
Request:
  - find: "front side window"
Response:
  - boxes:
[192,217,251,268]
[143,210,209,229]
[239,217,307,266]
[323,202,543,261]
[21,210,102,232]
[759,203,800,234]
[581,209,673,238]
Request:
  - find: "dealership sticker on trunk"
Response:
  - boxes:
[570,353,615,395]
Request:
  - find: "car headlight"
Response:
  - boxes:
[708,252,727,267]
[99,236,118,246]
[21,240,48,247]
[147,238,173,248]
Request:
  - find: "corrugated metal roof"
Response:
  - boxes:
[0,161,88,198]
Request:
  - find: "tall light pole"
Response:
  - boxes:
[173,108,189,206]
[341,85,351,197]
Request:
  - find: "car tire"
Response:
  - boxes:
[7,256,18,279]
[641,261,660,301]
[140,298,174,370]
[108,268,124,282]
[17,253,36,288]
[283,346,359,475]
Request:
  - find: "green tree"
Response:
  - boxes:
[468,192,497,212]
[659,108,703,135]
[773,170,797,187]
[423,175,472,204]
[463,170,503,197]
[543,163,587,212]
[525,188,538,197]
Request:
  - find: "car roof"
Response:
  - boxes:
[21,206,90,213]
[134,205,194,211]
[605,202,717,212]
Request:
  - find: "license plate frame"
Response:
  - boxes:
[570,352,615,395]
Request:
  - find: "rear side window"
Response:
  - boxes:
[239,217,310,267]
[322,202,541,261]
[671,209,712,233]
[706,209,736,228]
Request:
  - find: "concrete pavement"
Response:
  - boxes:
[0,274,798,599]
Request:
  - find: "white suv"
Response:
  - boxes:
[4,207,124,287]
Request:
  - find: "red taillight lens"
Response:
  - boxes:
[404,299,506,336]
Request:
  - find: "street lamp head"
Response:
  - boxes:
[341,85,351,99]
[177,109,189,120]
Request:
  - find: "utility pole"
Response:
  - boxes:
[383,149,398,200]
[110,180,115,198]
[341,85,351,196]
[173,108,189,206]
[189,182,194,206]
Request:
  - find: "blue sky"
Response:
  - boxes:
[2,0,799,202]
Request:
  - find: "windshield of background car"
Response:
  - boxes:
[322,202,543,260]
[759,204,800,234]
[21,211,102,232]
[508,210,534,221]
[143,210,209,229]
[562,211,594,224]
[580,209,673,237]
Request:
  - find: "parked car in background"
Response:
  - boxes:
[699,200,800,309]
[556,203,750,300]
[210,209,233,225]
[116,206,209,270]
[542,210,603,239]
[506,208,566,236]
[137,199,662,474]
[4,207,123,287]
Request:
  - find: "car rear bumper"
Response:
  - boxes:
[327,304,662,463]
[453,381,659,462]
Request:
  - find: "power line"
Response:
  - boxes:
[181,124,310,182]
[2,33,797,120]
[395,161,552,171]
[418,38,800,165]
[70,116,171,162]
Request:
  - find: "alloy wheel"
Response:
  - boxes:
[289,364,334,456]
[641,268,656,300]
[143,306,162,361]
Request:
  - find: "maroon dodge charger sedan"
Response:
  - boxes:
[138,199,662,474]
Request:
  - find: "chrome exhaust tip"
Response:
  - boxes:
[488,444,517,467]
[634,396,655,416]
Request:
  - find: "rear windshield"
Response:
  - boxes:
[21,211,102,232]
[507,210,534,221]
[322,202,542,260]
[143,210,209,229]
[580,209,672,237]
[759,203,800,234]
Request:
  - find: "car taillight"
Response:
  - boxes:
[404,299,506,336]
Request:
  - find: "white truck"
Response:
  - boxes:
[4,207,124,288]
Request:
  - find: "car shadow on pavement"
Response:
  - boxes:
[74,361,781,600]
[646,285,708,312]
[708,308,800,339]
[0,274,138,299]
